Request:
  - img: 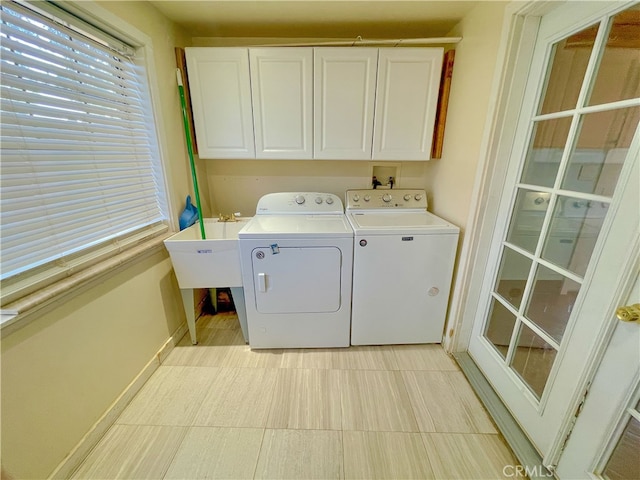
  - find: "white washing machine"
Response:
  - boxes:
[238,192,354,349]
[346,189,459,345]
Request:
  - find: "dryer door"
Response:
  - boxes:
[251,246,342,313]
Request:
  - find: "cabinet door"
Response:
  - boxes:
[185,48,254,159]
[314,48,377,160]
[373,48,444,161]
[249,48,313,159]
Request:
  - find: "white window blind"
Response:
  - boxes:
[0,1,168,289]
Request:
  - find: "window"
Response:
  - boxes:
[0,1,168,304]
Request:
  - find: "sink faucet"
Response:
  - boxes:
[218,212,240,222]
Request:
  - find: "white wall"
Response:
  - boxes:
[423,1,508,347]
[425,1,508,230]
[1,252,184,479]
[206,159,429,216]
[0,2,193,478]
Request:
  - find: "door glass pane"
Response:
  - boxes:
[562,106,640,196]
[603,416,640,480]
[511,323,558,399]
[539,24,598,114]
[495,247,532,310]
[479,4,637,415]
[542,195,607,277]
[506,189,550,253]
[484,298,517,360]
[520,117,573,187]
[524,264,580,343]
[588,5,640,106]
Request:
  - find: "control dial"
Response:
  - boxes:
[295,194,305,205]
[403,194,412,201]
[326,197,334,204]
[364,195,371,202]
[315,197,323,204]
[382,194,392,203]
[352,194,360,202]
[414,194,423,201]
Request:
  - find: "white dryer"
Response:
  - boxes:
[346,189,459,345]
[238,192,353,349]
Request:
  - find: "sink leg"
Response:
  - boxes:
[180,288,197,345]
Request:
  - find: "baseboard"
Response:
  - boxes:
[453,352,555,480]
[158,322,189,364]
[48,322,189,479]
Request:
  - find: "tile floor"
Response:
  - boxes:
[71,312,520,479]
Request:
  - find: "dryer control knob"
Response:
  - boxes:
[403,194,412,201]
[382,194,392,203]
[352,194,360,202]
[295,194,306,205]
[364,195,371,202]
[315,197,323,204]
[415,194,423,201]
[326,197,334,204]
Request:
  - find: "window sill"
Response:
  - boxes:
[1,230,173,336]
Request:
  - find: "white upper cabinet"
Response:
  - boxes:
[373,48,444,160]
[313,48,378,160]
[186,47,445,161]
[249,48,313,159]
[185,48,254,159]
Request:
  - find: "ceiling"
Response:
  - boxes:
[147,1,479,39]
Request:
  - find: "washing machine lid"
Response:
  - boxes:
[347,211,459,235]
[239,214,354,239]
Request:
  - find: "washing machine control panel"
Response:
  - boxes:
[346,189,428,210]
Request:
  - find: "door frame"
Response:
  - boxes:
[445,0,638,468]
[444,0,549,353]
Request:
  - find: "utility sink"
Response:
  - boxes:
[164,218,252,345]
[164,217,251,289]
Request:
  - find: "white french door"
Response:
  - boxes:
[467,0,640,467]
[556,271,639,479]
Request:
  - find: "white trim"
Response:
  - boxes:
[18,0,136,55]
[445,6,543,352]
[533,98,640,121]
[46,0,144,49]
[47,321,189,479]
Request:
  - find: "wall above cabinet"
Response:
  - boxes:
[185,46,447,161]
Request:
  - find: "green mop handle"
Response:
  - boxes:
[176,68,206,240]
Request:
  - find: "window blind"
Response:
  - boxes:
[0,1,168,285]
